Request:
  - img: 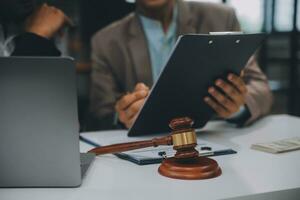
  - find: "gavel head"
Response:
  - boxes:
[159,117,222,180]
[169,117,199,160]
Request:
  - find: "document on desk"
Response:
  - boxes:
[251,137,300,154]
[80,130,236,165]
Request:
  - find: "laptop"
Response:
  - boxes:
[0,57,95,187]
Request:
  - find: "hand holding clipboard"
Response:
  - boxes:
[127,33,267,136]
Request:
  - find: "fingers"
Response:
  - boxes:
[25,3,71,38]
[116,83,149,128]
[125,115,138,129]
[240,70,245,77]
[215,79,244,105]
[208,87,239,114]
[204,96,231,118]
[227,73,247,95]
[125,99,145,119]
[134,83,149,92]
[118,109,128,125]
[49,5,73,27]
[116,90,148,111]
[204,73,248,118]
[117,94,146,129]
[51,6,73,27]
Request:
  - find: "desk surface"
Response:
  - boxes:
[1,114,300,200]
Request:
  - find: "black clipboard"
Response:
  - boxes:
[128,33,267,136]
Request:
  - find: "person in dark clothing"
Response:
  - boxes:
[0,0,72,56]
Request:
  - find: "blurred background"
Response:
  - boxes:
[39,0,300,129]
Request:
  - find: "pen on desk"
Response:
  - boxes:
[201,146,212,151]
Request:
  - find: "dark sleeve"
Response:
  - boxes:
[226,106,252,127]
[11,32,61,56]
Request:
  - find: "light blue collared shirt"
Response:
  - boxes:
[139,6,178,82]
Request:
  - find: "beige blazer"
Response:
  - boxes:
[89,0,273,128]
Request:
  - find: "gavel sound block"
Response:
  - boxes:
[89,117,221,180]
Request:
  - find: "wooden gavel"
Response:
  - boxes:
[89,117,221,180]
[89,117,198,159]
[88,135,173,155]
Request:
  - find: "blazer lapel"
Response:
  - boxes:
[127,14,153,87]
[177,0,198,36]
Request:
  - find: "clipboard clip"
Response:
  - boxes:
[209,31,244,35]
[208,32,243,45]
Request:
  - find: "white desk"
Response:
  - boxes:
[1,114,300,200]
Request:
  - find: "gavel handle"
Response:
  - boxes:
[88,136,173,155]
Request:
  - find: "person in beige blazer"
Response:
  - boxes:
[89,0,273,130]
